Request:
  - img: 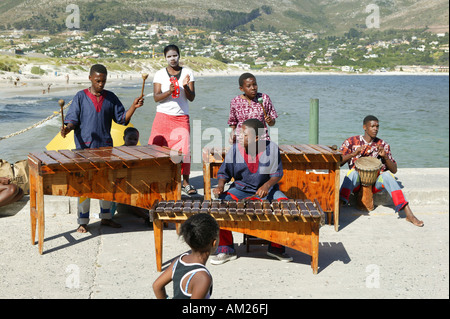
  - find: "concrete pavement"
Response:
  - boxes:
[0,168,448,299]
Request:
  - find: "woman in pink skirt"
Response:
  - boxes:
[149,44,197,195]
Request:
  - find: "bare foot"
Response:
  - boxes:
[403,205,424,227]
[101,219,122,228]
[77,224,88,233]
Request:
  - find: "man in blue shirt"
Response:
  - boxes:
[61,64,144,233]
[211,118,293,265]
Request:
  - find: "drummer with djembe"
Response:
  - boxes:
[338,115,423,227]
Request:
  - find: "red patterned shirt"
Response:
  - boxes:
[228,92,278,141]
[340,135,396,172]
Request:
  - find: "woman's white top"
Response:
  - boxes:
[153,67,195,116]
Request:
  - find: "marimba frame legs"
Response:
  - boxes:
[36,174,45,254]
[203,162,212,201]
[29,169,37,246]
[153,219,164,272]
[29,166,45,254]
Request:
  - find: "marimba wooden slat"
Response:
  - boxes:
[117,145,158,160]
[43,150,81,172]
[147,144,174,156]
[43,150,74,164]
[57,149,91,163]
[73,149,107,170]
[279,144,302,154]
[307,145,337,162]
[29,152,60,166]
[108,147,142,161]
[319,145,337,154]
[292,144,321,154]
[85,149,124,163]
[133,146,183,165]
[55,149,96,171]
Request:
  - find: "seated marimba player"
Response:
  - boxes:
[211,119,293,265]
[339,115,423,227]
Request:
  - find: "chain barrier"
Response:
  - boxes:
[0,100,72,141]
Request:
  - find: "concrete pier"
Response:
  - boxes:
[0,168,448,299]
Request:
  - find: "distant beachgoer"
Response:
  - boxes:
[61,64,144,233]
[228,72,278,144]
[153,213,219,299]
[148,44,197,195]
[0,177,24,208]
[339,115,424,227]
[66,74,69,84]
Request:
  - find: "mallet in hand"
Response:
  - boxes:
[140,73,149,98]
[59,99,65,128]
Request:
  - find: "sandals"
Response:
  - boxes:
[182,184,198,195]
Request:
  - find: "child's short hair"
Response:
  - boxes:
[242,118,265,137]
[363,115,379,124]
[90,64,107,76]
[179,214,219,253]
[124,127,139,137]
[239,72,256,86]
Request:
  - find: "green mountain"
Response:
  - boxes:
[0,0,448,34]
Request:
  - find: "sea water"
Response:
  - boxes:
[0,74,448,171]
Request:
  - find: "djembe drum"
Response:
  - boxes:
[355,157,382,211]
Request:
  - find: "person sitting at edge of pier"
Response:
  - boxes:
[339,115,424,227]
[0,177,24,208]
[211,118,293,265]
[61,64,144,233]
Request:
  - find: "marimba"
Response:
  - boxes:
[202,144,342,231]
[28,145,181,254]
[152,198,324,274]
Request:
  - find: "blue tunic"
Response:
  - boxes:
[64,89,127,149]
[217,140,283,193]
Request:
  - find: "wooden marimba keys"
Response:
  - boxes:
[153,198,324,223]
[202,144,342,230]
[152,198,324,274]
[28,145,181,254]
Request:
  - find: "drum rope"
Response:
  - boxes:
[0,99,72,141]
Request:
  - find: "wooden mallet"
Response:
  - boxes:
[140,73,149,98]
[59,99,66,138]
[59,99,65,127]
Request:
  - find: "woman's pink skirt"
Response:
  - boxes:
[148,112,191,175]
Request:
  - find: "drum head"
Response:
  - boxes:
[355,157,382,170]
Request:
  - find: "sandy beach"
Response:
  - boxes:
[1,63,448,99]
